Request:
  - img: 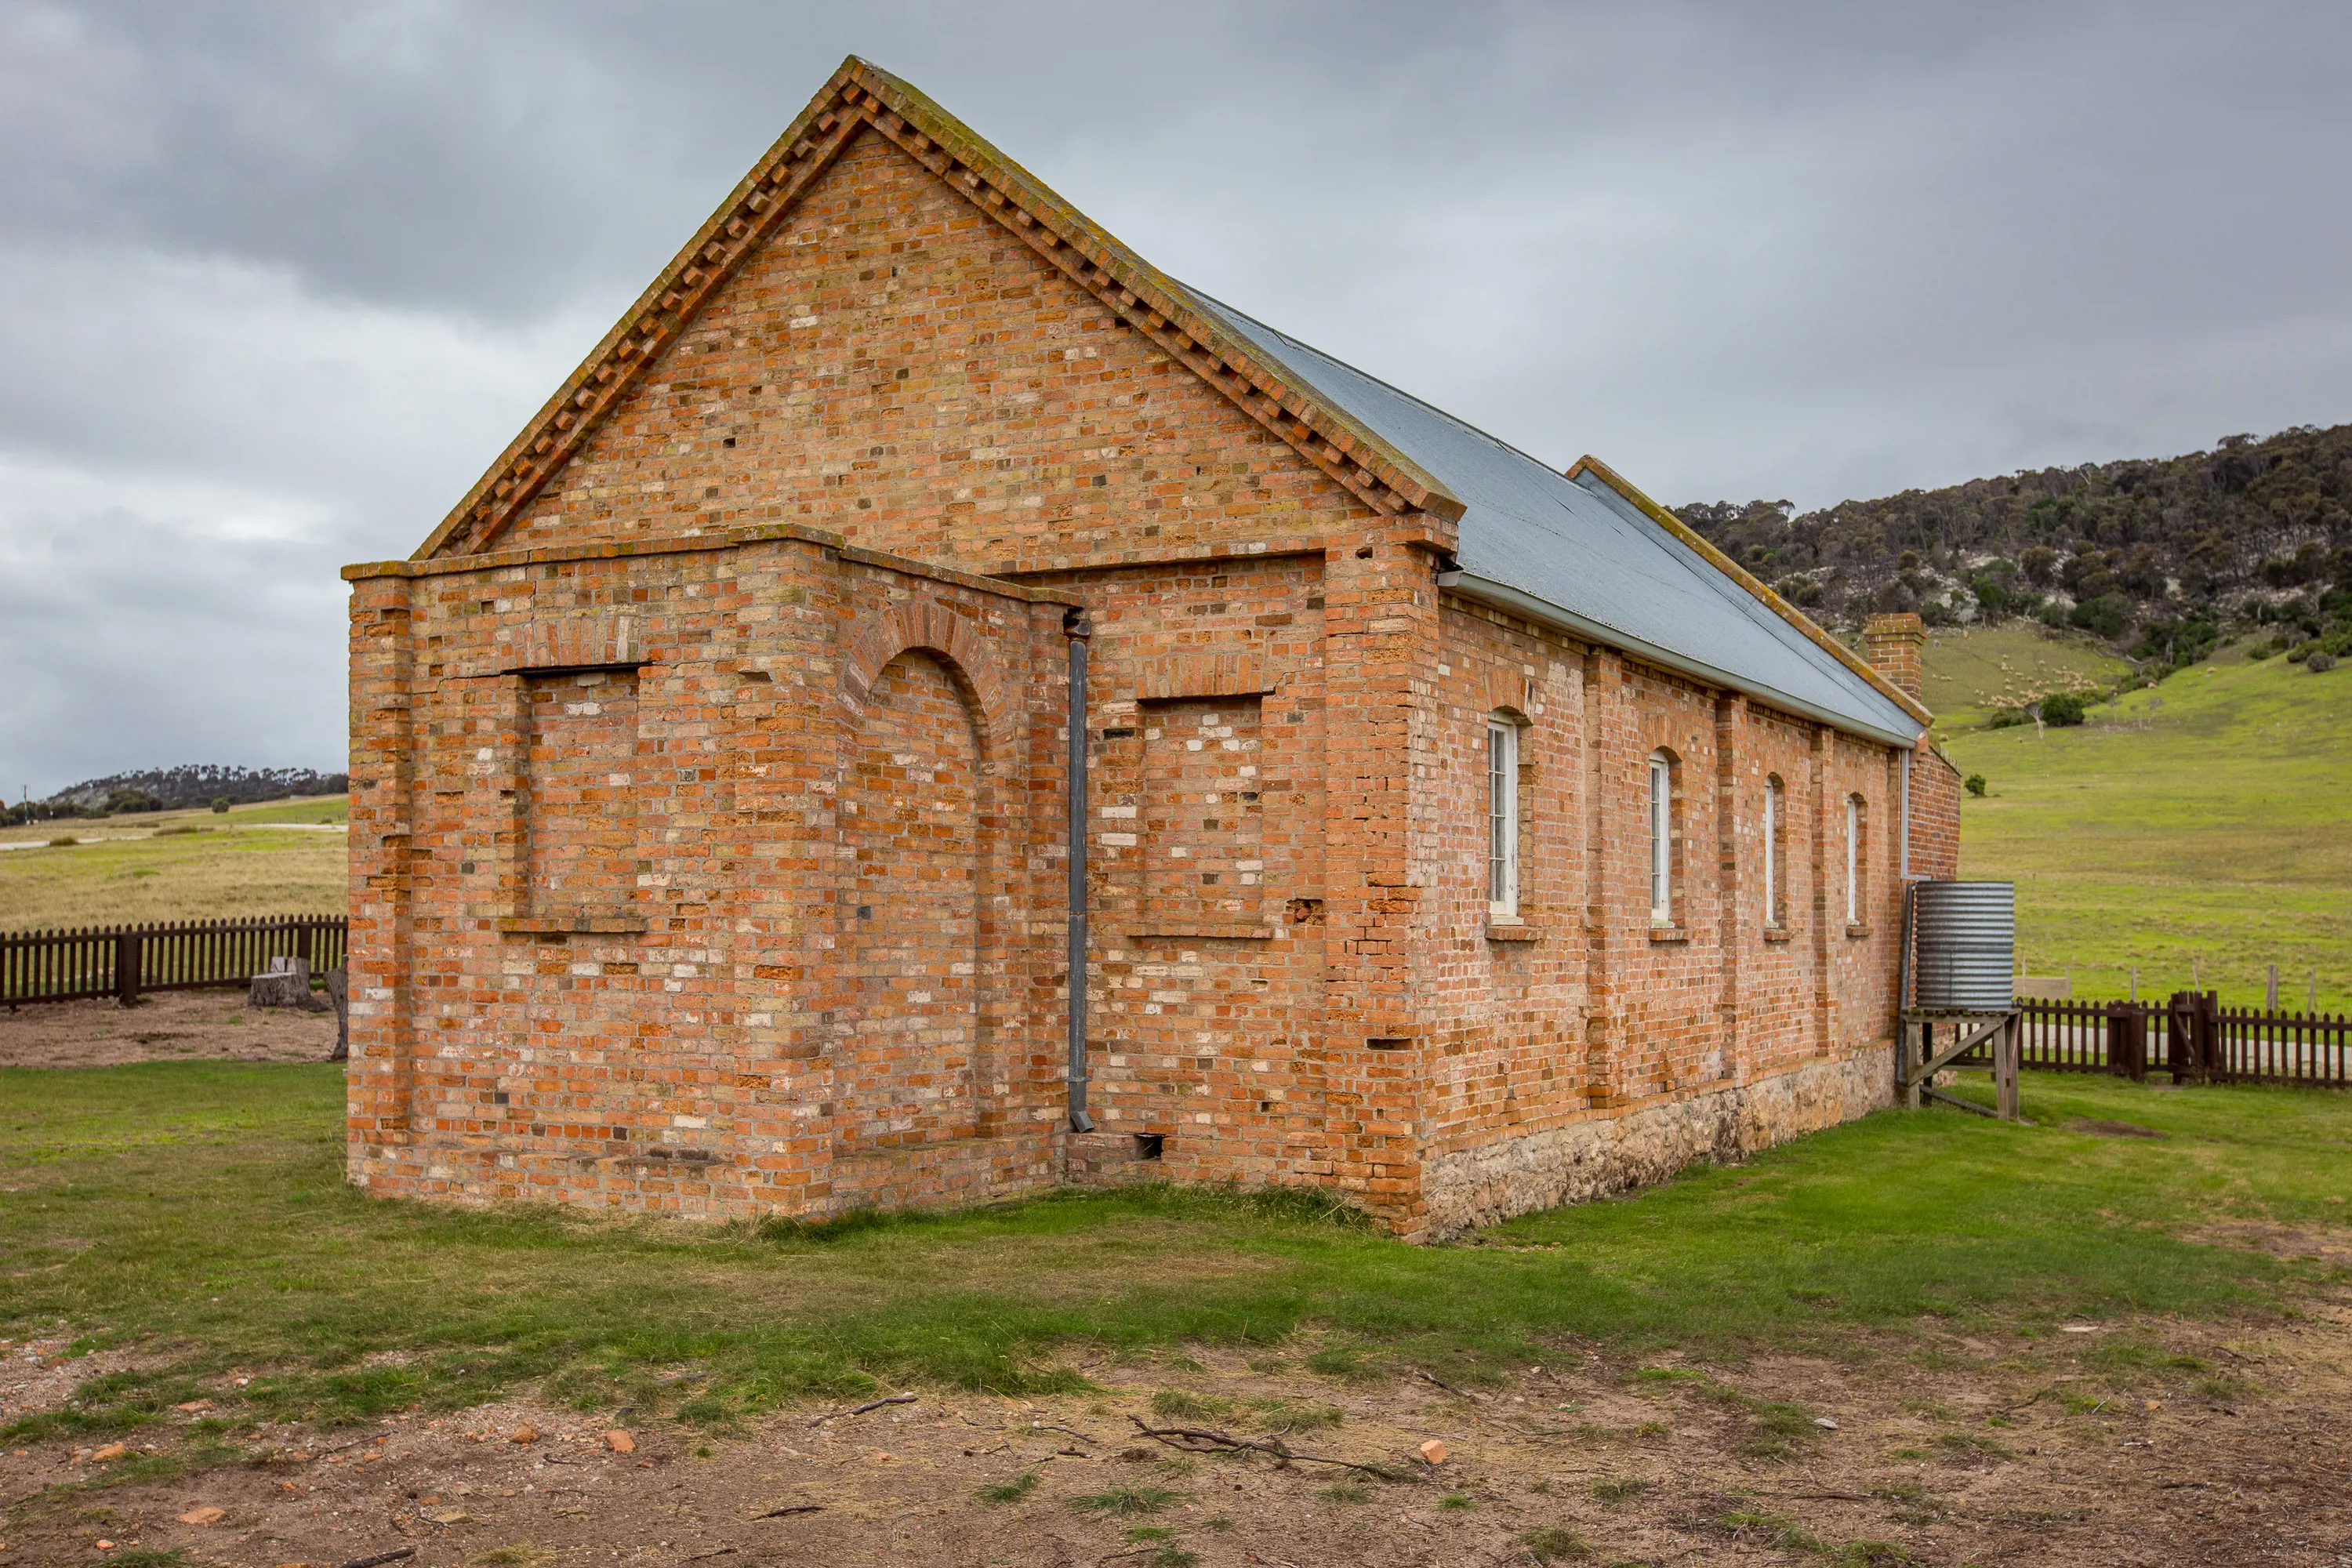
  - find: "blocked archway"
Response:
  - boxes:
[835,647,984,1150]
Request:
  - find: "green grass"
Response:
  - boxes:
[2,1063,2349,1445]
[1919,622,2129,731]
[1942,642,2352,1010]
[0,796,348,931]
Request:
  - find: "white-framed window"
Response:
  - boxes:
[1845,793,1864,924]
[1763,774,1784,926]
[1648,750,1673,924]
[1487,720,1519,917]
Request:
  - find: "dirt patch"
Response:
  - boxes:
[2190,1220,2352,1260]
[0,990,334,1069]
[5,1311,2351,1566]
[2065,1118,2168,1138]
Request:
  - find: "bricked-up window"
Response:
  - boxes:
[523,669,639,917]
[1487,719,1519,918]
[1846,793,1867,924]
[1764,774,1786,927]
[1648,750,1675,924]
[1142,696,1264,927]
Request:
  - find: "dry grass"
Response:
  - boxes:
[0,796,347,931]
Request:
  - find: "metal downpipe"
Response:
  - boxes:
[1065,609,1094,1133]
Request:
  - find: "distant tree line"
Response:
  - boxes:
[1674,421,2352,669]
[3,764,348,827]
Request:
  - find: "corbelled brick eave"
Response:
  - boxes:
[414,56,1462,565]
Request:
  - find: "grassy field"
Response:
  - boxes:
[0,795,347,931]
[1919,622,2129,734]
[1941,641,2352,1011]
[1,1061,2343,1441]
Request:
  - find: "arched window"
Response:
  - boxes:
[1487,718,1519,917]
[1763,774,1786,928]
[1846,793,1867,926]
[1648,749,1675,924]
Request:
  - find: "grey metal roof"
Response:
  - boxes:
[1174,289,1923,747]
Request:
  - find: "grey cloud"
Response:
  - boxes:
[2,0,2350,794]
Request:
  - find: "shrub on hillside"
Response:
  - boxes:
[1965,774,1987,797]
[212,797,230,813]
[2310,652,2338,673]
[2038,691,2086,727]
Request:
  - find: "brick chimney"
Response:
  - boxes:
[1863,612,1926,702]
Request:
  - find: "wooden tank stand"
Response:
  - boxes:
[1898,1008,2021,1121]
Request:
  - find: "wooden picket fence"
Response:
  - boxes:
[1958,993,2352,1088]
[0,915,347,1008]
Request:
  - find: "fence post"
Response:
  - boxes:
[2200,991,2223,1082]
[114,931,142,1008]
[1995,1012,2021,1121]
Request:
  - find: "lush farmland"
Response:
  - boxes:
[1939,641,2351,1011]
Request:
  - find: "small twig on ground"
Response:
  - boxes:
[659,1369,712,1386]
[685,1549,740,1562]
[809,1392,916,1426]
[333,1551,418,1568]
[1126,1415,1410,1479]
[1415,1368,1483,1402]
[1779,1490,1873,1502]
[755,1504,824,1519]
[1999,1387,2054,1415]
[1031,1421,1095,1444]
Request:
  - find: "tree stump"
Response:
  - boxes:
[248,956,317,1010]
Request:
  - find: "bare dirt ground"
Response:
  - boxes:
[2,1306,2349,1568]
[0,992,335,1069]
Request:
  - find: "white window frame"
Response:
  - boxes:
[1763,775,1782,927]
[1846,793,1863,924]
[1487,720,1519,918]
[1648,750,1673,925]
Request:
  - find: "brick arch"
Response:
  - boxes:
[840,600,1018,768]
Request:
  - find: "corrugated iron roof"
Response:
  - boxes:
[1174,289,1923,746]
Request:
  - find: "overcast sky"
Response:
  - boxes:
[3,0,2349,797]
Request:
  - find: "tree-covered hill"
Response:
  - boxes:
[20,764,348,820]
[1674,421,2352,659]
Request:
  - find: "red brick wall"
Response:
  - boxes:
[347,528,1080,1216]
[501,126,1379,575]
[1397,597,1910,1196]
[350,116,1937,1236]
[1909,745,1964,882]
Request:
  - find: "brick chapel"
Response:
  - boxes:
[344,57,1962,1239]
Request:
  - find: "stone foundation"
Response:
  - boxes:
[1418,1051,1893,1239]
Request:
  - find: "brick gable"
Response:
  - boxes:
[500,127,1377,573]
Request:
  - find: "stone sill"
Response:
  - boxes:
[498,916,649,936]
[1128,922,1275,942]
[1846,922,1873,940]
[1762,925,1794,944]
[1648,924,1691,945]
[1484,922,1544,943]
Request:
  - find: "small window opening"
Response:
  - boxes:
[1487,720,1519,918]
[1764,774,1785,927]
[1135,1133,1166,1161]
[1648,750,1675,924]
[1846,793,1866,924]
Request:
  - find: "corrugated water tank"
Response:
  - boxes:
[1913,880,2016,1012]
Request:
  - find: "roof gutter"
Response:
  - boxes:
[1435,570,1922,751]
